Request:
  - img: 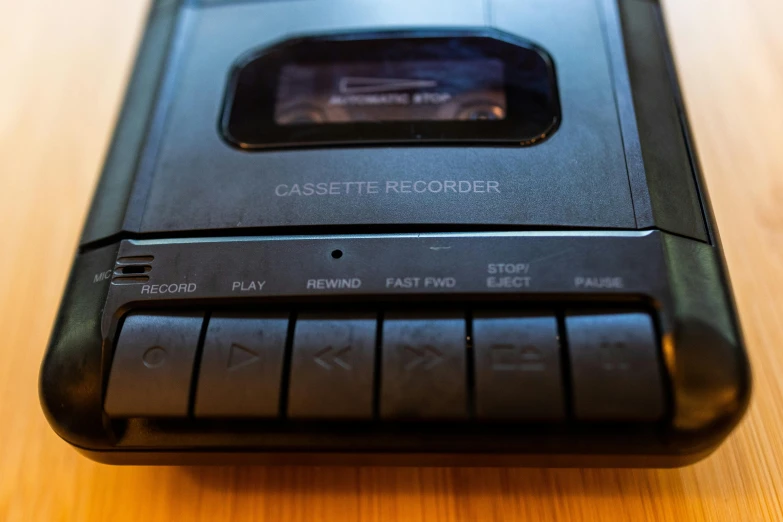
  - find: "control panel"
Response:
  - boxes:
[105,309,666,423]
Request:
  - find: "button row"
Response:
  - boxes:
[104,310,666,422]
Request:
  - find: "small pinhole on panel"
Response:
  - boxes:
[331,250,343,259]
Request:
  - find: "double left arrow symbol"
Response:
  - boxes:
[313,346,353,370]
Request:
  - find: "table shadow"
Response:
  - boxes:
[175,463,692,499]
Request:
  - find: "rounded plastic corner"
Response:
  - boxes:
[659,233,752,460]
[39,244,121,451]
[664,317,752,458]
[39,346,113,451]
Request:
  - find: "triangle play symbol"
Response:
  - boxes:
[227,343,259,370]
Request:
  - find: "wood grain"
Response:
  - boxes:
[1,0,782,520]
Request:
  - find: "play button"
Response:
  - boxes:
[194,314,289,417]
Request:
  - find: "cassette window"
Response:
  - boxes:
[275,59,507,124]
[222,30,561,149]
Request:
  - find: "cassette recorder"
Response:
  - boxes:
[40,0,750,466]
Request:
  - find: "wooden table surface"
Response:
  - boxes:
[1,0,782,520]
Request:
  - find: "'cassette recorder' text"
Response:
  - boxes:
[275,180,500,197]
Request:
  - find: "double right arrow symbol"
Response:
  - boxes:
[403,345,443,371]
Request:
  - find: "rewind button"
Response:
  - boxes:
[287,314,377,419]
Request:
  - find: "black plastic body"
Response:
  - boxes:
[40,0,750,466]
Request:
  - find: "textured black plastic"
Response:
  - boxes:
[288,314,376,419]
[617,0,707,241]
[380,312,468,420]
[662,234,750,448]
[566,311,665,421]
[39,244,119,449]
[80,0,183,246]
[76,0,710,246]
[132,0,637,235]
[40,230,748,464]
[104,312,203,417]
[472,312,565,420]
[40,0,750,466]
[194,313,288,418]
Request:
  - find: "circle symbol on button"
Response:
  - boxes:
[142,346,167,368]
